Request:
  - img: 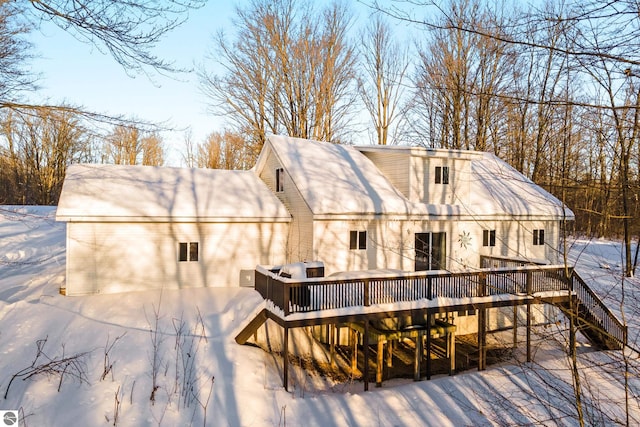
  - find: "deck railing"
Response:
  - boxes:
[256,259,627,348]
[255,265,570,316]
[569,271,627,345]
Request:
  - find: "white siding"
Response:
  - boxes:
[258,146,314,262]
[423,156,471,205]
[65,221,288,295]
[456,219,562,268]
[359,151,412,199]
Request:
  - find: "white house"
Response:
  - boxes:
[56,164,291,295]
[56,135,573,295]
[255,136,571,275]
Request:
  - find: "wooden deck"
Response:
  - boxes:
[238,258,627,391]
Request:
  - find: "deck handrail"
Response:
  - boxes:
[569,270,627,345]
[255,265,570,316]
[255,258,627,349]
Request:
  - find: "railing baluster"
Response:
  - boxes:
[254,260,625,348]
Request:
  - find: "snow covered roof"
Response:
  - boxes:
[261,135,428,217]
[262,136,570,219]
[468,152,574,219]
[56,164,291,222]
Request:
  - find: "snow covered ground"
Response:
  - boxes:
[0,206,639,426]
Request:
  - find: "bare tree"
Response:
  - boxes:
[104,126,164,166]
[0,109,92,204]
[23,0,205,76]
[357,15,409,145]
[0,2,35,106]
[410,0,514,152]
[141,133,165,166]
[200,0,357,160]
[196,130,250,170]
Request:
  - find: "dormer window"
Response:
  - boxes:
[276,167,285,192]
[435,166,449,184]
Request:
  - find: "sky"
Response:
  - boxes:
[24,1,391,167]
[27,1,240,166]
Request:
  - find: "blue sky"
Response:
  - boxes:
[27,2,239,166]
[25,1,411,165]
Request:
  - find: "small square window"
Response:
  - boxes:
[435,166,449,184]
[179,242,199,262]
[483,230,496,247]
[533,229,545,246]
[179,242,188,262]
[189,242,199,261]
[349,230,358,250]
[276,168,284,192]
[359,231,367,250]
[349,230,367,250]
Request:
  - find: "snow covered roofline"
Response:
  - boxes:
[469,152,575,219]
[357,144,573,219]
[258,135,430,217]
[56,164,292,222]
[261,136,573,220]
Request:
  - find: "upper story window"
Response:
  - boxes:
[179,242,199,262]
[483,230,496,247]
[276,168,285,192]
[533,229,545,246]
[435,166,449,184]
[349,230,367,250]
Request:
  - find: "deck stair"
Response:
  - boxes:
[235,308,268,345]
[561,271,626,350]
[480,255,626,350]
[235,259,627,391]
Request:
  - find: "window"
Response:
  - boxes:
[483,230,496,247]
[415,232,446,271]
[179,242,199,262]
[349,230,367,250]
[276,168,284,192]
[533,229,545,246]
[435,166,449,184]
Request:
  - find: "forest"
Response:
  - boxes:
[0,0,638,274]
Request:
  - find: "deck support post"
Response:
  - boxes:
[448,329,456,375]
[478,308,486,371]
[363,320,370,391]
[426,313,433,380]
[513,305,518,348]
[329,324,336,368]
[351,328,358,374]
[414,333,422,381]
[526,302,532,363]
[526,271,532,363]
[283,326,289,391]
[569,296,577,359]
[376,340,384,387]
[386,339,393,367]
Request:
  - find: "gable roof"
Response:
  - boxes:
[468,152,573,218]
[56,164,291,222]
[260,135,429,217]
[262,136,571,220]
